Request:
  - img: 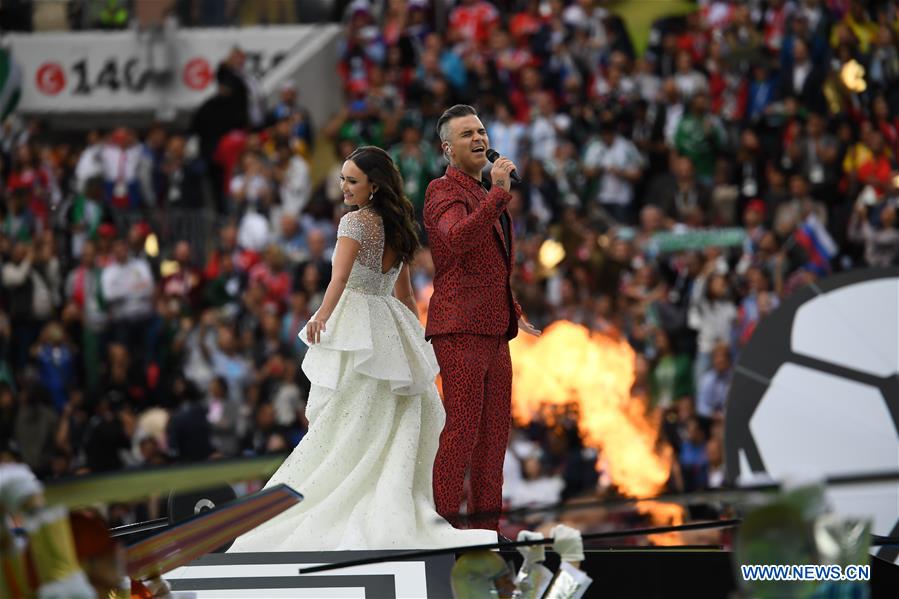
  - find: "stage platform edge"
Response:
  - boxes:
[165,548,899,598]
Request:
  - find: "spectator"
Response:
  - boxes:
[252,311,289,368]
[735,266,779,348]
[101,238,155,366]
[66,176,106,259]
[203,324,251,405]
[162,240,204,315]
[249,245,292,313]
[282,290,311,356]
[2,183,37,242]
[0,383,15,448]
[271,142,313,219]
[276,214,308,266]
[688,269,736,384]
[229,151,273,214]
[486,103,527,172]
[390,119,441,219]
[100,128,144,211]
[673,50,708,100]
[295,227,332,295]
[204,252,244,316]
[241,400,287,455]
[647,155,710,223]
[82,396,130,472]
[696,343,733,434]
[679,416,709,492]
[266,353,306,444]
[582,116,645,224]
[269,82,315,150]
[2,239,59,371]
[649,329,693,411]
[31,321,77,413]
[448,0,500,49]
[13,385,59,475]
[167,377,213,461]
[675,92,725,184]
[206,375,240,456]
[848,200,899,267]
[216,46,265,130]
[97,343,146,409]
[64,240,108,389]
[707,436,725,489]
[157,134,207,209]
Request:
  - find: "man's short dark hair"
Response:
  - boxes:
[436,104,479,143]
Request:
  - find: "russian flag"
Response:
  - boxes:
[794,215,838,276]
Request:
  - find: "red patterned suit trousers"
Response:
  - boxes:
[431,333,512,531]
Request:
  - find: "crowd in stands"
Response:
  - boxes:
[1,0,898,531]
[0,0,345,31]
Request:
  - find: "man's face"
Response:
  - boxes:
[175,241,191,264]
[230,49,246,70]
[713,348,730,373]
[82,242,96,265]
[692,93,709,114]
[113,241,128,263]
[446,114,489,175]
[744,207,761,227]
[308,230,326,257]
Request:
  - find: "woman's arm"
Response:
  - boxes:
[393,262,418,317]
[306,236,361,344]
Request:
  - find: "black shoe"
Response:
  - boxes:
[498,534,513,544]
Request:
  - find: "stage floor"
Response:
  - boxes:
[165,548,899,598]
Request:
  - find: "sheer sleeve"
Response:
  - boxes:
[337,211,365,243]
[336,209,385,271]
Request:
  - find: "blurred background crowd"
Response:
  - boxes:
[1,0,898,532]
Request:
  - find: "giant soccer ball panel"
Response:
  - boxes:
[725,268,899,563]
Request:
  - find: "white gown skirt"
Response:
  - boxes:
[228,289,497,551]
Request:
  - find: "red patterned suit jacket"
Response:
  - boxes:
[424,166,523,340]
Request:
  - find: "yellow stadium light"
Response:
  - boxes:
[841,59,866,93]
[539,239,566,270]
[144,233,159,258]
[160,259,180,278]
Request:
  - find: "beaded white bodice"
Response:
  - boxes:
[336,208,401,296]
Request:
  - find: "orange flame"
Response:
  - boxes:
[636,500,686,546]
[509,321,684,542]
[416,283,433,327]
[418,283,443,396]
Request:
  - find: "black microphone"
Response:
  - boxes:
[485,148,520,183]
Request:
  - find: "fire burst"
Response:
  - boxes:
[509,321,684,544]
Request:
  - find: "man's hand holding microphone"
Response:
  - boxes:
[487,148,520,192]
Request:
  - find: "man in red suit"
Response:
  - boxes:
[425,104,540,531]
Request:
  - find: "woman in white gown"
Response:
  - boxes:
[229,147,497,551]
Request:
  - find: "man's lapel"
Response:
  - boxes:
[447,168,510,262]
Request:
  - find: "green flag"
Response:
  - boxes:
[0,48,22,121]
[648,228,747,254]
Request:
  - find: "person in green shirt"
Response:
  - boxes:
[649,329,694,410]
[674,92,725,184]
[389,120,441,219]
